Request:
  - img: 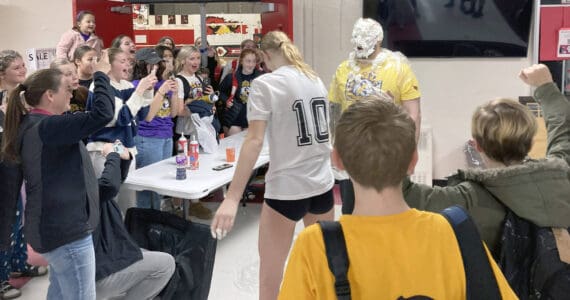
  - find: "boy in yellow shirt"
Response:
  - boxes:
[279,99,516,299]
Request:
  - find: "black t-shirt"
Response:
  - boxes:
[79,78,93,89]
[219,67,262,104]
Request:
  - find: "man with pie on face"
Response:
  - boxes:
[329,18,422,215]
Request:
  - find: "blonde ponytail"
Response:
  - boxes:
[260,31,317,79]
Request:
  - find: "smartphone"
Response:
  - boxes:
[202,77,211,87]
[212,163,233,171]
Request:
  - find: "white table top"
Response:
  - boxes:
[124,130,269,199]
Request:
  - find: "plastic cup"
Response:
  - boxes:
[226,147,236,163]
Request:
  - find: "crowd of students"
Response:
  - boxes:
[1,10,569,300]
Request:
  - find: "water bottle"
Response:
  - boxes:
[189,135,199,170]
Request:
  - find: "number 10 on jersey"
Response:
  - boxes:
[292,97,330,146]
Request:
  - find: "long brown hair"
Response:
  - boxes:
[1,69,63,162]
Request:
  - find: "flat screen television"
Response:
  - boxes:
[363,0,533,57]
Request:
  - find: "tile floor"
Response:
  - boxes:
[16,202,343,300]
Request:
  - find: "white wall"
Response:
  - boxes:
[0,0,72,66]
[294,0,533,179]
[413,58,531,178]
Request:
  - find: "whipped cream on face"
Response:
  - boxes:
[351,18,383,59]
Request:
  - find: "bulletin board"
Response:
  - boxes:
[539,5,570,61]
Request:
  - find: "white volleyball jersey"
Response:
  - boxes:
[247,65,334,200]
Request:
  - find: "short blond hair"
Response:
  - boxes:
[472,98,537,165]
[334,99,416,191]
[174,46,199,74]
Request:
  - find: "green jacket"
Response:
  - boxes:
[403,83,570,254]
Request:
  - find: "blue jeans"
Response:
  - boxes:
[0,195,27,281]
[134,135,173,209]
[42,235,95,300]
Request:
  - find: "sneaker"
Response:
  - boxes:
[189,202,213,220]
[10,264,48,278]
[0,281,21,300]
[245,190,256,201]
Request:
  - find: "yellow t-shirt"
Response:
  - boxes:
[279,209,517,300]
[328,50,421,111]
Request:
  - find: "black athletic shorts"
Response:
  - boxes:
[264,189,334,221]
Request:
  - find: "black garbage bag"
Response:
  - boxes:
[124,208,216,300]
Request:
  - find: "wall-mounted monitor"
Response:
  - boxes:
[363,0,533,57]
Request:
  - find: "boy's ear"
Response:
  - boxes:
[407,149,419,176]
[331,148,345,171]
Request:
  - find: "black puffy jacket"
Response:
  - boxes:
[124,208,217,300]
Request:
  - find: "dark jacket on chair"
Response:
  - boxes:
[92,153,142,280]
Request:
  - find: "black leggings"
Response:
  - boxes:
[265,189,334,221]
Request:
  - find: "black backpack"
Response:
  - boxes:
[319,206,502,300]
[498,210,570,300]
[124,208,217,300]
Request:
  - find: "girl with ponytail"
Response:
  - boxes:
[0,50,48,300]
[259,31,317,79]
[2,62,115,299]
[211,31,335,300]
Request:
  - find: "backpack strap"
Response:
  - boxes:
[195,72,205,87]
[175,74,191,101]
[440,205,502,300]
[318,221,351,300]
